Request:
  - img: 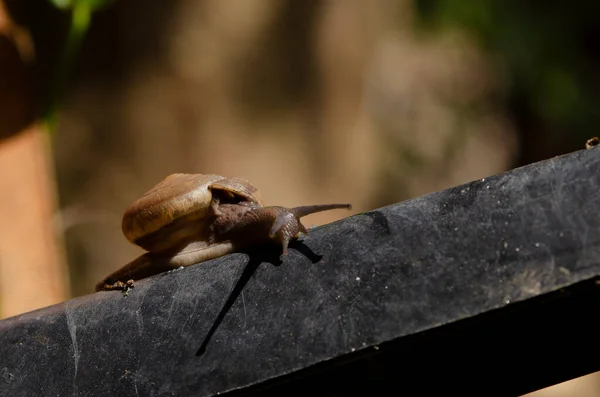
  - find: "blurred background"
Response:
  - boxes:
[0,0,599,394]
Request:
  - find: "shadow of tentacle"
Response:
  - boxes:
[196,240,321,356]
[196,248,280,356]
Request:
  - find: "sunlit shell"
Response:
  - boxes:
[121,174,263,251]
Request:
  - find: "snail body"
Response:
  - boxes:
[96,173,351,291]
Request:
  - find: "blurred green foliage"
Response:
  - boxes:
[45,0,114,130]
[413,0,600,164]
[50,0,111,10]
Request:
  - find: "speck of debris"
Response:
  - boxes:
[505,299,511,304]
[351,348,356,352]
[515,248,520,252]
[559,267,571,275]
[374,345,380,350]
[356,277,361,281]
[503,242,508,248]
[535,243,540,247]
[586,137,599,149]
[559,232,564,237]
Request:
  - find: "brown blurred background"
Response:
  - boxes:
[1,0,599,395]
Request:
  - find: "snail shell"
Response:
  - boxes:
[121,174,262,253]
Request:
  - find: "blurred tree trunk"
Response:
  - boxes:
[0,2,68,318]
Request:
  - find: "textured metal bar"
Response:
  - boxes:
[2,148,600,396]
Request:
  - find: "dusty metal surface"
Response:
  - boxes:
[2,148,600,396]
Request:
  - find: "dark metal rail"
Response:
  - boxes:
[2,148,600,396]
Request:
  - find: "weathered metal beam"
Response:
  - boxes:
[2,148,600,396]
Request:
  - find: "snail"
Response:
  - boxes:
[96,173,351,291]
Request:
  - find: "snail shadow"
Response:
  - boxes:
[196,240,321,356]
